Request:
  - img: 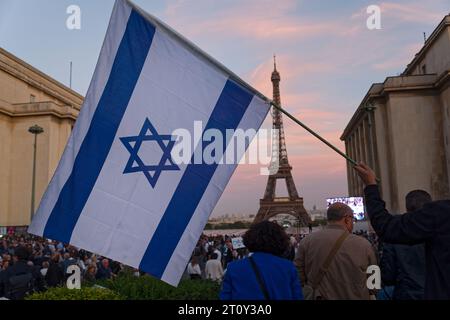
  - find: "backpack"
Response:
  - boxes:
[7,272,34,300]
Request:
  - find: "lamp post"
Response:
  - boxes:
[29,125,44,223]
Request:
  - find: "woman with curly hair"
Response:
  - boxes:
[219,221,303,300]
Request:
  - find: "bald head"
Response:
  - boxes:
[327,202,353,222]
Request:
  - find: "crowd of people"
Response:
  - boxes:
[218,163,450,300]
[185,232,303,283]
[0,226,375,300]
[0,236,139,300]
[184,224,382,283]
[1,163,449,300]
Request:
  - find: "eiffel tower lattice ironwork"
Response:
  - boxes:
[253,57,311,227]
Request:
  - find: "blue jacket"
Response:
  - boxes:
[219,252,303,300]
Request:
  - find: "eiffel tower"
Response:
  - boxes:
[253,57,311,227]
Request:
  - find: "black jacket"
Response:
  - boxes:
[365,185,450,300]
[4,261,44,300]
[96,266,112,280]
[0,270,6,297]
[381,242,425,300]
[45,262,64,287]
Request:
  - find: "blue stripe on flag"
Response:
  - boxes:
[139,80,254,278]
[43,10,156,243]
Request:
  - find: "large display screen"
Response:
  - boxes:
[326,197,365,221]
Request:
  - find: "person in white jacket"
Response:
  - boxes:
[187,256,202,280]
[205,253,224,282]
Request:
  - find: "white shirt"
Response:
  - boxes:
[78,260,86,271]
[205,259,224,281]
[187,263,202,276]
[40,268,48,277]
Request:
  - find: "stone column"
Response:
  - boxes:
[355,127,363,195]
[351,131,359,195]
[345,139,353,196]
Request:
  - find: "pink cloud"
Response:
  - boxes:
[245,55,338,98]
[217,146,348,214]
[164,0,362,41]
[289,153,347,177]
[159,0,448,217]
[351,1,446,26]
[281,109,346,137]
[380,2,446,25]
[183,17,342,41]
[243,55,347,158]
[283,130,345,154]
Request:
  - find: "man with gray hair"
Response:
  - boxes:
[295,203,377,300]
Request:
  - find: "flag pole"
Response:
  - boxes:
[269,101,358,166]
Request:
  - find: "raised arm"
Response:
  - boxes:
[355,164,436,245]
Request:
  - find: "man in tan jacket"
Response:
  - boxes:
[295,203,378,300]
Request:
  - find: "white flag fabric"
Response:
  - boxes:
[28,0,269,286]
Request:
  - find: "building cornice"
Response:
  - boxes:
[0,47,83,110]
[0,101,79,120]
[381,74,437,93]
[403,15,450,75]
[436,70,450,90]
[340,83,384,141]
[340,71,450,141]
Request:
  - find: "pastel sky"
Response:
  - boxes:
[0,0,448,217]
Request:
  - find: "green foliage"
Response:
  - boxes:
[25,270,220,300]
[97,273,220,300]
[205,223,213,229]
[26,286,124,300]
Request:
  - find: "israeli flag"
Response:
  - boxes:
[29,0,269,286]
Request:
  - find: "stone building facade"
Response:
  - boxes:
[0,47,83,227]
[341,15,450,213]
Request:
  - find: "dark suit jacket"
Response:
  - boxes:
[365,185,450,299]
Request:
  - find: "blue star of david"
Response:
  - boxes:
[120,118,180,188]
